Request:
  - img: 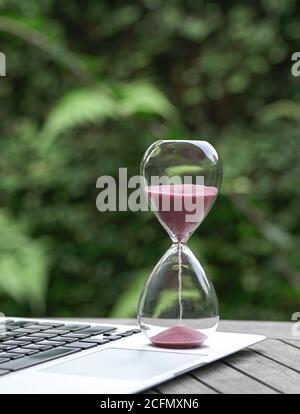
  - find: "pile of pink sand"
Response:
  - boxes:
[150,325,207,349]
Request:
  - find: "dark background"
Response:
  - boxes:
[0,0,299,320]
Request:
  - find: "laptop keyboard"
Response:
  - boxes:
[0,319,140,376]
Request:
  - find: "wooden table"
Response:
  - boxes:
[77,319,299,394]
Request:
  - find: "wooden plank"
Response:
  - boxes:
[192,361,277,394]
[282,339,300,349]
[250,339,300,373]
[225,349,300,394]
[156,374,217,394]
[218,320,295,340]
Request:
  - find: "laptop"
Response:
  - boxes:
[0,317,265,394]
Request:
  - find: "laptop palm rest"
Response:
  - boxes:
[40,348,207,380]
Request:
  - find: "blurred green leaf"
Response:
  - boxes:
[109,270,150,318]
[118,81,176,119]
[261,101,300,122]
[40,87,118,143]
[40,81,176,146]
[263,223,293,250]
[0,211,48,311]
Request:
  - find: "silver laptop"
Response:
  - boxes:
[0,317,265,394]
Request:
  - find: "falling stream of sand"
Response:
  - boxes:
[178,242,183,321]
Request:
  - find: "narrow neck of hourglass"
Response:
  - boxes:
[170,235,189,244]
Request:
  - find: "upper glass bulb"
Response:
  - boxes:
[141,140,222,243]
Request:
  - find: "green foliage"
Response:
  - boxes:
[0,211,48,311]
[0,0,299,320]
[41,81,176,145]
[41,87,119,143]
[110,269,151,318]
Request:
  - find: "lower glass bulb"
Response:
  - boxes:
[137,243,219,348]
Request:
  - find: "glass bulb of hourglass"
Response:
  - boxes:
[144,184,218,243]
[137,140,222,348]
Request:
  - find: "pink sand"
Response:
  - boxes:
[145,184,218,241]
[150,325,208,348]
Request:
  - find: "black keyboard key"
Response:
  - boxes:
[119,331,135,337]
[12,328,41,334]
[0,369,9,376]
[0,333,21,341]
[4,326,22,332]
[29,333,58,339]
[64,324,90,331]
[61,333,90,340]
[0,347,80,371]
[5,340,31,346]
[81,338,110,345]
[23,344,53,352]
[0,352,23,360]
[5,321,34,327]
[103,334,122,341]
[25,325,50,331]
[49,337,73,344]
[0,358,10,363]
[124,329,141,334]
[37,322,65,328]
[3,322,24,328]
[14,336,41,345]
[66,341,97,350]
[0,344,17,351]
[10,332,24,337]
[43,329,71,335]
[37,340,65,347]
[79,326,116,336]
[11,348,38,356]
[41,326,68,332]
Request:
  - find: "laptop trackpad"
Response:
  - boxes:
[40,348,206,380]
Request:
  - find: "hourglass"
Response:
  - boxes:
[137,140,222,348]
